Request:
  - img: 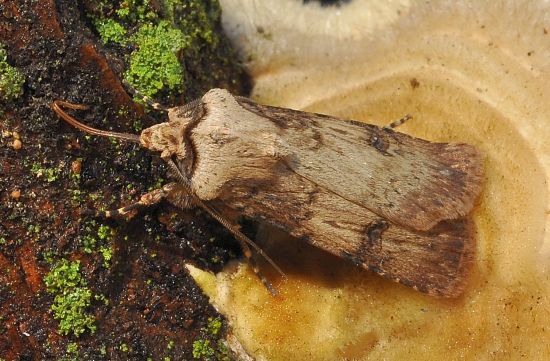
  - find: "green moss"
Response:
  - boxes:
[117,0,157,22]
[163,0,220,47]
[69,189,84,204]
[191,317,230,360]
[149,176,165,191]
[205,317,222,336]
[95,18,127,44]
[44,260,96,337]
[80,235,96,254]
[125,20,186,98]
[27,224,41,236]
[99,246,113,268]
[132,117,143,132]
[0,44,24,101]
[65,342,79,360]
[97,224,112,240]
[89,0,232,101]
[192,339,215,359]
[60,341,79,361]
[66,342,78,352]
[80,221,114,257]
[94,293,109,306]
[43,250,57,264]
[30,163,60,183]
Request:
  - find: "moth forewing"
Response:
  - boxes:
[178,89,482,297]
[53,88,482,298]
[234,96,483,232]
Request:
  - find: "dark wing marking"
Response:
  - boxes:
[214,162,474,298]
[236,98,483,232]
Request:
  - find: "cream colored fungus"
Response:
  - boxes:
[189,1,550,360]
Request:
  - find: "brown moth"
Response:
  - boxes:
[52,88,483,298]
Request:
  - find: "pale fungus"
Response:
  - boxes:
[188,1,550,360]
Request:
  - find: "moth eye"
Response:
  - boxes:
[139,129,153,149]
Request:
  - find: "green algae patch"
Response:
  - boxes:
[125,20,186,98]
[89,0,246,102]
[0,45,24,101]
[44,259,97,337]
[95,18,127,45]
[163,0,221,47]
[191,317,231,360]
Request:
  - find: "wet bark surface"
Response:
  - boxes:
[0,1,249,359]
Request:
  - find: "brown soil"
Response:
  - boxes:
[0,0,249,359]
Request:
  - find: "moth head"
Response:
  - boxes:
[139,117,191,160]
[51,100,191,161]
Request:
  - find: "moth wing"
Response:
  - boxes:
[236,99,482,232]
[190,91,478,296]
[215,161,475,298]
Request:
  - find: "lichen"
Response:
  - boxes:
[0,44,24,101]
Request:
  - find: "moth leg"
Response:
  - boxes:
[157,180,279,295]
[160,156,285,294]
[383,114,412,130]
[240,243,279,296]
[83,183,178,219]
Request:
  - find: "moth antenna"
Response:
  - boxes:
[384,114,412,130]
[122,79,169,111]
[201,199,286,278]
[52,100,141,143]
[162,157,286,279]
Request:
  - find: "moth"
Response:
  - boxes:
[52,88,483,298]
